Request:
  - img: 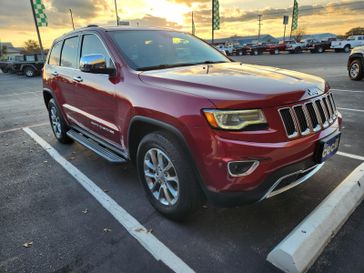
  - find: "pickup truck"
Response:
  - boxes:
[264,40,291,55]
[306,38,336,53]
[0,54,44,77]
[214,44,234,55]
[285,40,305,54]
[331,35,364,53]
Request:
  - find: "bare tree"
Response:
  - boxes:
[23,40,40,53]
[293,27,306,42]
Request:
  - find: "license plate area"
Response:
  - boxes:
[315,132,341,163]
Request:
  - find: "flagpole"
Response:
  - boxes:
[192,11,193,35]
[290,0,294,39]
[211,0,214,44]
[29,0,45,61]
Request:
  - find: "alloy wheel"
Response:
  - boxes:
[350,63,360,79]
[50,106,62,138]
[143,148,179,206]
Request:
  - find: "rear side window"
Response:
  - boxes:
[61,36,79,68]
[49,41,62,66]
[81,34,113,68]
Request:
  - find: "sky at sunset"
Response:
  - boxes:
[0,0,363,48]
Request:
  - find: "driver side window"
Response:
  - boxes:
[80,34,114,68]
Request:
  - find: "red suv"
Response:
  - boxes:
[43,26,342,219]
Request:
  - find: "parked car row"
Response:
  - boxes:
[215,35,364,56]
[0,54,44,77]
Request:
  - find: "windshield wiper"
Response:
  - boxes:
[137,61,228,71]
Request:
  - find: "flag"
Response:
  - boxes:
[291,0,299,31]
[212,0,220,30]
[32,0,48,27]
[192,12,196,35]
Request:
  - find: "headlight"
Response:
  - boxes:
[203,109,267,130]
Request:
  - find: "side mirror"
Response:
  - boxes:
[80,54,115,75]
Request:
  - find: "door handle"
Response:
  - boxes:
[51,71,59,76]
[73,76,83,83]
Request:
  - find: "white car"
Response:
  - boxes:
[214,44,233,55]
[331,35,364,53]
[285,40,305,54]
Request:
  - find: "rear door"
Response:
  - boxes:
[70,33,120,146]
[57,35,81,124]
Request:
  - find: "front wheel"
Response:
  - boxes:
[1,67,8,73]
[349,59,364,81]
[344,45,351,53]
[137,132,202,220]
[47,99,73,143]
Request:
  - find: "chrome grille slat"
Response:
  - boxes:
[279,93,338,139]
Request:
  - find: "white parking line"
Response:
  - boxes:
[267,162,364,273]
[337,151,364,161]
[0,91,42,97]
[331,88,364,93]
[0,122,48,134]
[338,107,364,113]
[22,127,194,273]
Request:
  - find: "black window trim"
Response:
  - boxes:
[48,40,63,66]
[80,32,116,70]
[59,35,81,70]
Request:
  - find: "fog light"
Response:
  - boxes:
[228,160,259,177]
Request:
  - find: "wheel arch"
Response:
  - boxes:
[127,116,207,198]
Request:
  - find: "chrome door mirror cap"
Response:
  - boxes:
[80,54,115,75]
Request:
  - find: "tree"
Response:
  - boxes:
[293,27,306,42]
[0,45,7,58]
[345,27,364,36]
[23,39,40,53]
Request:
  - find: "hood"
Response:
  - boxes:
[139,62,327,108]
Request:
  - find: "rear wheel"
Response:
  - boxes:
[47,99,73,143]
[274,48,280,55]
[344,45,351,53]
[23,66,36,77]
[349,59,364,81]
[137,131,202,220]
[317,46,324,53]
[1,67,8,73]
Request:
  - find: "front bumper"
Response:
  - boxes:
[205,159,323,206]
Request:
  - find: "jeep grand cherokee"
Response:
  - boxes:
[43,26,342,219]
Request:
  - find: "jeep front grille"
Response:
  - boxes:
[279,93,338,139]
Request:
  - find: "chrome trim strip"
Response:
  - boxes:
[260,163,324,200]
[227,160,260,177]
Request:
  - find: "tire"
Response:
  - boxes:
[344,45,351,53]
[1,67,8,73]
[317,47,324,53]
[274,48,280,55]
[253,49,259,56]
[23,66,36,77]
[349,59,364,81]
[294,47,301,54]
[137,131,202,220]
[47,99,73,143]
[238,51,243,56]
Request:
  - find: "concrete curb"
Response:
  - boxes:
[267,162,364,273]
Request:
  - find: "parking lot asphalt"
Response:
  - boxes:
[0,52,363,273]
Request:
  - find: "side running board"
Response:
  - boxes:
[66,129,127,164]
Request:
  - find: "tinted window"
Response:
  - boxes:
[81,34,113,68]
[49,41,62,66]
[109,30,229,70]
[61,36,79,68]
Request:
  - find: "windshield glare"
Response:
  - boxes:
[108,30,230,71]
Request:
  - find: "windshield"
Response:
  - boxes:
[347,36,355,40]
[108,30,230,71]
